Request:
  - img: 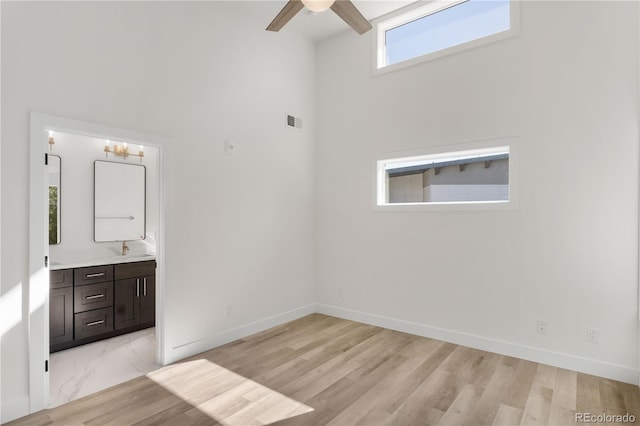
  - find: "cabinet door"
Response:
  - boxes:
[50,269,73,289]
[140,275,156,325]
[50,286,73,346]
[114,278,141,329]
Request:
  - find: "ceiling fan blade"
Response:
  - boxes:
[330,0,372,35]
[266,0,305,32]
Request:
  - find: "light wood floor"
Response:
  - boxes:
[8,314,639,426]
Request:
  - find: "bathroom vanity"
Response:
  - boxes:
[47,140,158,353]
[49,259,155,353]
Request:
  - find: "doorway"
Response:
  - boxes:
[29,112,167,412]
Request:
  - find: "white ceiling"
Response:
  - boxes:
[263,1,416,42]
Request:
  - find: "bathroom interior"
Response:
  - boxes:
[46,130,161,407]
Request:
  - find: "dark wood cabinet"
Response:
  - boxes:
[50,269,73,289]
[49,280,73,347]
[74,264,114,287]
[74,307,114,340]
[140,275,156,324]
[50,260,155,352]
[114,261,155,331]
[74,281,114,313]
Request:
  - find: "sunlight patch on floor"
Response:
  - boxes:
[147,358,313,425]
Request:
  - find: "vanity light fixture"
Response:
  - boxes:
[48,130,55,151]
[104,140,144,162]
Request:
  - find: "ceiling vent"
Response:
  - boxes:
[287,115,303,130]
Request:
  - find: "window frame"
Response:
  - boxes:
[373,0,520,75]
[373,137,519,212]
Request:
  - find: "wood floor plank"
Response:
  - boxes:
[599,378,628,415]
[437,384,482,425]
[389,369,453,425]
[463,360,518,425]
[576,373,604,414]
[546,405,575,426]
[491,404,523,426]
[325,339,444,426]
[253,322,381,390]
[551,368,577,411]
[7,314,639,426]
[619,382,640,417]
[519,387,552,425]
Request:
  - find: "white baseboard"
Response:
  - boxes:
[316,304,639,386]
[1,395,30,424]
[165,304,316,365]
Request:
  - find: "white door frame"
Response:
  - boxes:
[28,112,168,412]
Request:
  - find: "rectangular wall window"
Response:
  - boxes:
[375,0,517,72]
[375,143,516,210]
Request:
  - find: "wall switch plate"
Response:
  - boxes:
[536,320,548,334]
[587,327,600,343]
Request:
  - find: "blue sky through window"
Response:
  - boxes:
[385,0,510,66]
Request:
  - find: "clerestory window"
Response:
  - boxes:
[375,0,517,72]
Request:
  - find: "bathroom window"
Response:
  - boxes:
[375,0,517,72]
[375,142,516,210]
[49,186,59,244]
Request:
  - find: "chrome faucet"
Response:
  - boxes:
[122,241,129,256]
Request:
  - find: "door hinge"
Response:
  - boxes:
[45,153,48,165]
[45,256,49,267]
[45,360,49,372]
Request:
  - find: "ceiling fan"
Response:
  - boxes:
[266,0,373,35]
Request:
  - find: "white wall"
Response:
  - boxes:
[316,1,639,383]
[1,1,316,421]
[49,132,160,261]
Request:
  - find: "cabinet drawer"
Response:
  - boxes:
[74,265,113,286]
[74,308,114,340]
[115,261,155,280]
[50,269,73,289]
[74,282,113,313]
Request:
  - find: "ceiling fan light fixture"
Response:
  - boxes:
[301,0,335,13]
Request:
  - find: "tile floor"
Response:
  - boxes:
[48,328,160,408]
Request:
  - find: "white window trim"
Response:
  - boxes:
[372,137,519,212]
[372,0,520,75]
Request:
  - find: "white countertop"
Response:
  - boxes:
[50,253,156,270]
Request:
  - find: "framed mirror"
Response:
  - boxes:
[94,161,146,242]
[48,155,61,245]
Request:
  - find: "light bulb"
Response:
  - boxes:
[123,142,128,149]
[105,139,110,147]
[48,130,54,138]
[301,0,335,12]
[139,145,144,152]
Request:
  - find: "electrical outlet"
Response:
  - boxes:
[536,320,548,334]
[225,304,232,318]
[587,327,600,343]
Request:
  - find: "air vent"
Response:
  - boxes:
[286,115,303,130]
